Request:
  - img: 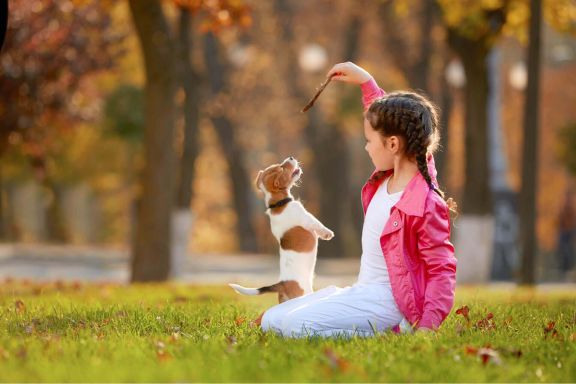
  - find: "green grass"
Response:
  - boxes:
[0,280,575,382]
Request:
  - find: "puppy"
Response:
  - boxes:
[229,157,334,303]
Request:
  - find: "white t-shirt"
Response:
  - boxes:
[357,176,403,285]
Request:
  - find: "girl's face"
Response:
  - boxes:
[363,118,400,170]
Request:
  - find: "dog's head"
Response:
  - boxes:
[255,157,302,194]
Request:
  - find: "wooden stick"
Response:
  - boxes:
[301,74,336,113]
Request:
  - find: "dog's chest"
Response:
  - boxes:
[267,203,311,241]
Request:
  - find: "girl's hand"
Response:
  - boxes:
[326,62,372,84]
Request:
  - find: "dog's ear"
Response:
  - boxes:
[254,170,264,191]
[273,171,289,190]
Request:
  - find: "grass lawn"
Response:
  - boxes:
[0,280,575,382]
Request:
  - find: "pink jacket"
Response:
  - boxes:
[360,78,457,330]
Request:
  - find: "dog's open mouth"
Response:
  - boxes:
[292,168,301,178]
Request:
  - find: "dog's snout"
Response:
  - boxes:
[289,156,294,161]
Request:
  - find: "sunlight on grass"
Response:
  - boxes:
[0,280,574,382]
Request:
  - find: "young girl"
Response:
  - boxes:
[260,62,457,337]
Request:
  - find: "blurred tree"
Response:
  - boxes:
[438,0,576,283]
[519,0,542,285]
[557,122,576,177]
[438,0,576,210]
[379,0,434,92]
[103,84,144,144]
[129,0,252,281]
[0,0,6,52]
[203,31,257,252]
[175,7,201,217]
[172,6,203,276]
[441,3,507,216]
[129,0,180,281]
[0,1,121,155]
[0,0,121,241]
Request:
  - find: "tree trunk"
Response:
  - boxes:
[519,0,542,285]
[44,181,68,242]
[171,7,202,278]
[203,32,258,253]
[0,0,7,53]
[448,30,492,215]
[175,8,201,210]
[436,70,453,187]
[129,0,178,282]
[0,165,6,240]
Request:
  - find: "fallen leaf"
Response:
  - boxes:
[475,312,496,331]
[478,347,501,366]
[115,310,127,318]
[324,347,350,372]
[455,305,470,322]
[234,316,246,326]
[15,300,25,314]
[464,345,478,355]
[455,323,465,335]
[156,349,172,362]
[24,323,35,334]
[169,332,181,343]
[173,296,189,303]
[544,321,559,339]
[15,347,27,360]
[54,280,65,291]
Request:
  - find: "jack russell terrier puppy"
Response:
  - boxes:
[229,157,334,303]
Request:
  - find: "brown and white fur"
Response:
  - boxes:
[229,157,334,303]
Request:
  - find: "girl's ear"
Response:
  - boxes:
[387,136,400,153]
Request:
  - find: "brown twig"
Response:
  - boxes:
[301,73,336,113]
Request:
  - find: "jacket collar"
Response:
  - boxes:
[366,153,438,217]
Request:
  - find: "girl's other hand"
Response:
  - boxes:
[327,62,372,84]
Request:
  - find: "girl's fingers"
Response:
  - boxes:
[327,62,348,77]
[326,68,343,78]
[330,75,347,82]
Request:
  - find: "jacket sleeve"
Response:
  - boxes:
[360,77,386,111]
[416,198,457,330]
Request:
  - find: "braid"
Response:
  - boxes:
[367,91,457,215]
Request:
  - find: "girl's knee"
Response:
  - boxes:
[279,313,311,337]
[260,308,282,332]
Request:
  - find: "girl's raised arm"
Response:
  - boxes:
[327,62,386,111]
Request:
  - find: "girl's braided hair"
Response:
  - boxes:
[366,91,457,214]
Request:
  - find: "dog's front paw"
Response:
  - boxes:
[318,228,334,240]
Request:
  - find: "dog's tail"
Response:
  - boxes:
[228,282,283,296]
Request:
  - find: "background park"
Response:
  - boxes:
[0,0,575,382]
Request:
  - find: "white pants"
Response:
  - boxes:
[261,283,406,338]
